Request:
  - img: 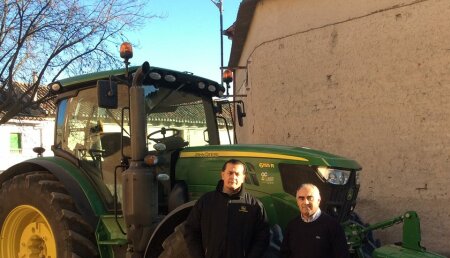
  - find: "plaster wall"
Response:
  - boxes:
[0,119,54,171]
[234,0,450,254]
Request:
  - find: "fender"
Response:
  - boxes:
[144,201,196,257]
[0,156,107,228]
[168,181,189,212]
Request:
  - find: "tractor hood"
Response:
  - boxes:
[180,144,361,170]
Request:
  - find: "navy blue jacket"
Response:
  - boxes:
[280,213,350,258]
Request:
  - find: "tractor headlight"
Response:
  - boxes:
[48,82,62,93]
[317,166,351,185]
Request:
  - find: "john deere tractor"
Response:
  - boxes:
[0,45,445,258]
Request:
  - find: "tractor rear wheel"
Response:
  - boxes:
[0,171,99,258]
[158,223,282,258]
[158,222,192,258]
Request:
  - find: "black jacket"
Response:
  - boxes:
[184,180,270,258]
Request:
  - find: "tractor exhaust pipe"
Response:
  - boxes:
[123,62,158,257]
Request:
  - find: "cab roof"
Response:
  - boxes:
[54,65,225,98]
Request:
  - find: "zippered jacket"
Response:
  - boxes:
[184,180,270,258]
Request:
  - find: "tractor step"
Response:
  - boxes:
[96,215,128,245]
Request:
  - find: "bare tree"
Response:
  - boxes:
[0,0,152,124]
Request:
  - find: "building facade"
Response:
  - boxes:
[229,0,450,254]
[0,118,54,171]
[0,81,56,171]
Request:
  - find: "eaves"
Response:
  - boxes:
[228,0,259,68]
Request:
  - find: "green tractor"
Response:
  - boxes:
[0,48,445,258]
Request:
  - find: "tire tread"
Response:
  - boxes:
[159,222,191,258]
[0,171,99,257]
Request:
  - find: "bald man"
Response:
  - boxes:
[280,183,350,258]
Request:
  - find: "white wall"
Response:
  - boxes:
[0,119,54,171]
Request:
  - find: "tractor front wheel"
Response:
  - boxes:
[0,171,99,258]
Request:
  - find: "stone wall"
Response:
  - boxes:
[234,0,450,254]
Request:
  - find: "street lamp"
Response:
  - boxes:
[210,0,224,87]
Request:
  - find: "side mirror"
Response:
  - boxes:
[97,80,118,109]
[237,103,246,127]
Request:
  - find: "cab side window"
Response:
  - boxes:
[55,85,130,204]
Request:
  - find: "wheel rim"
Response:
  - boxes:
[1,205,57,258]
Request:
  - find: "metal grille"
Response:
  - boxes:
[279,163,359,222]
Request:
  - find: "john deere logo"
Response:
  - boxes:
[239,206,248,213]
[347,188,354,201]
[193,152,219,157]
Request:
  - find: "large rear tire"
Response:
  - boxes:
[159,222,282,258]
[0,171,99,258]
[158,222,192,258]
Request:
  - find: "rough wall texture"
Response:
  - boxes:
[234,0,450,254]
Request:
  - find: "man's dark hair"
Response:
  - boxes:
[222,159,246,173]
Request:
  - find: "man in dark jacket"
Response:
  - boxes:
[280,183,350,258]
[184,159,270,258]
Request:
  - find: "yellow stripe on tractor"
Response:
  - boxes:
[180,151,309,162]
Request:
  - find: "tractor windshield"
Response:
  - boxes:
[144,85,211,150]
[143,85,234,148]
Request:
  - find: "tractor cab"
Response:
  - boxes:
[51,65,231,212]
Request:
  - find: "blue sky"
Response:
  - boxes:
[126,1,241,83]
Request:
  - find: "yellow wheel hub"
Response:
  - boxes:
[1,205,57,258]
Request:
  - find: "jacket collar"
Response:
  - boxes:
[216,180,245,199]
